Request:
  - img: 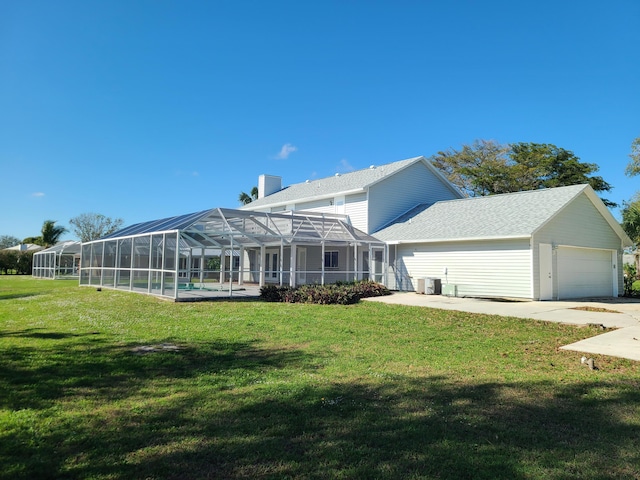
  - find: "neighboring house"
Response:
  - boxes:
[242,156,463,234]
[2,243,44,253]
[375,184,632,300]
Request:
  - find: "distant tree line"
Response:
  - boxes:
[1,214,124,275]
[0,250,33,274]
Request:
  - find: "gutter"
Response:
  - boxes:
[383,234,532,245]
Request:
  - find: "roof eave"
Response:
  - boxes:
[241,187,366,211]
[530,185,633,247]
[383,234,532,245]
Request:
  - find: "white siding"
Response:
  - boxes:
[532,193,623,299]
[345,192,368,231]
[395,239,532,298]
[368,161,460,234]
[295,198,334,214]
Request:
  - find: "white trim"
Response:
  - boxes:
[386,234,531,245]
[539,243,553,300]
[241,188,365,211]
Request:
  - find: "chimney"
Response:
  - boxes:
[258,174,282,199]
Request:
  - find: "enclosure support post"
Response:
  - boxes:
[321,241,325,285]
[259,245,266,287]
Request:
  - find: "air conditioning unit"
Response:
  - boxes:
[416,277,426,294]
[426,278,442,295]
[442,284,457,297]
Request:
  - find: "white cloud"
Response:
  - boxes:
[337,159,355,173]
[32,192,45,198]
[274,143,297,159]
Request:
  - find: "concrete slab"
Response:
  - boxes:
[365,292,640,361]
[560,326,640,361]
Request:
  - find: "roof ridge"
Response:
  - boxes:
[432,184,589,206]
[290,156,422,186]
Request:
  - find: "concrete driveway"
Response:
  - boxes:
[365,293,640,361]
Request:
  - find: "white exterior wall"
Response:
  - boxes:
[394,239,533,298]
[345,192,368,232]
[294,198,334,214]
[368,161,461,234]
[532,193,623,299]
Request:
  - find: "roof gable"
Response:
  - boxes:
[375,184,631,245]
[242,156,460,209]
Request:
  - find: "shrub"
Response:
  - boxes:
[623,263,638,297]
[260,280,390,305]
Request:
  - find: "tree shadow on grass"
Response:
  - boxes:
[2,341,640,480]
[0,336,316,411]
[0,292,40,301]
[0,328,94,339]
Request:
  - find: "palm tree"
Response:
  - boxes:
[238,186,259,205]
[40,220,67,247]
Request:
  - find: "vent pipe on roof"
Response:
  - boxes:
[335,173,341,177]
[370,165,375,169]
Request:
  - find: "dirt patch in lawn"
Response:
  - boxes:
[570,306,622,314]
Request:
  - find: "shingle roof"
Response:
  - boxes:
[374,184,595,242]
[243,156,434,209]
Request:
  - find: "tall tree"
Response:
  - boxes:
[69,213,124,242]
[621,193,640,246]
[430,140,615,206]
[429,139,510,197]
[625,136,640,177]
[39,220,67,247]
[238,186,259,205]
[622,136,640,248]
[509,143,615,206]
[0,235,21,250]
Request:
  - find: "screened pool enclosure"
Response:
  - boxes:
[79,208,387,300]
[32,241,82,279]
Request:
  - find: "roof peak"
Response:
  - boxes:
[297,156,423,185]
[438,184,589,205]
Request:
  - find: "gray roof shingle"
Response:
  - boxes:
[374,184,591,242]
[243,156,426,209]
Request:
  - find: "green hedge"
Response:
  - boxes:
[260,280,391,305]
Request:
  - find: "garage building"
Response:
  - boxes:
[376,184,632,300]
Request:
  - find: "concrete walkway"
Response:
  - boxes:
[365,293,640,361]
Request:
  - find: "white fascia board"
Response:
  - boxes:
[384,234,532,245]
[365,156,465,199]
[242,188,366,211]
[582,188,633,246]
[531,186,633,247]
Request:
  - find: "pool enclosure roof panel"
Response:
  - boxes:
[34,240,82,255]
[97,208,384,248]
[101,210,213,239]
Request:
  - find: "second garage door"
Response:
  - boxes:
[557,247,614,299]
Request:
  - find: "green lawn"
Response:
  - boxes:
[1,277,639,479]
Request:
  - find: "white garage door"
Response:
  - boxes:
[557,247,614,299]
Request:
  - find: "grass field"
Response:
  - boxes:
[1,276,639,479]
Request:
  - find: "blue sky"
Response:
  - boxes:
[1,1,639,241]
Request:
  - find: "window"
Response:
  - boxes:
[266,253,278,278]
[324,251,339,269]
